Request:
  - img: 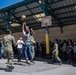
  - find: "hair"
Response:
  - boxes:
[6,30,11,34]
[74,40,76,43]
[30,31,33,36]
[24,26,29,34]
[19,36,22,38]
[54,39,58,44]
[67,39,73,46]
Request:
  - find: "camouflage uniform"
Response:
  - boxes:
[4,34,16,67]
[52,43,61,62]
[30,35,36,59]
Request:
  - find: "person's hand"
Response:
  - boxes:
[30,28,34,32]
[52,50,56,54]
[30,28,33,31]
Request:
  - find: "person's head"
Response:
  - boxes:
[68,39,73,46]
[25,26,29,34]
[6,30,12,34]
[19,36,22,40]
[63,42,67,46]
[0,38,2,41]
[74,40,76,46]
[25,26,29,30]
[54,39,58,44]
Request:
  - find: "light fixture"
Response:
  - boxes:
[75,6,76,9]
[9,21,12,24]
[33,13,45,22]
[39,0,42,4]
[11,23,20,27]
[38,0,45,5]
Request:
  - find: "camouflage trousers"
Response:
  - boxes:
[52,51,61,62]
[5,50,13,67]
[31,45,35,59]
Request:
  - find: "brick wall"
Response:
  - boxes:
[0,32,24,42]
[0,24,76,42]
[34,24,76,41]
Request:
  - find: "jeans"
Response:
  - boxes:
[0,48,6,58]
[24,43,32,59]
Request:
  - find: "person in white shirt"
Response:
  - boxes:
[17,36,24,62]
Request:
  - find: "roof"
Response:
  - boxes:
[0,0,76,34]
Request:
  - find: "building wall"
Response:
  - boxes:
[0,32,24,41]
[0,24,76,41]
[34,24,76,41]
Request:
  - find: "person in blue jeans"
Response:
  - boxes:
[22,17,33,62]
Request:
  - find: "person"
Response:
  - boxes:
[52,40,62,64]
[30,28,36,60]
[0,38,2,57]
[62,42,67,63]
[3,30,16,71]
[0,38,6,59]
[22,19,33,62]
[72,40,76,66]
[16,36,24,63]
[66,40,73,64]
[40,41,46,58]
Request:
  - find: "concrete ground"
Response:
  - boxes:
[0,58,76,75]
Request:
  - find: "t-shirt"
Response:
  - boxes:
[17,40,24,48]
[23,31,30,43]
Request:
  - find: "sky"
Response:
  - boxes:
[0,0,23,9]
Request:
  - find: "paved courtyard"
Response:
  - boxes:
[0,58,76,75]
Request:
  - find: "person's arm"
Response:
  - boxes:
[30,28,35,35]
[52,44,56,53]
[16,40,19,45]
[22,41,25,44]
[22,22,26,35]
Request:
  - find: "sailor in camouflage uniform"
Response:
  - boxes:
[30,28,36,59]
[4,30,16,71]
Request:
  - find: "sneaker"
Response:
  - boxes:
[26,58,28,63]
[30,58,33,62]
[51,60,55,64]
[18,62,22,65]
[5,66,12,72]
[10,66,14,69]
[59,61,62,65]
